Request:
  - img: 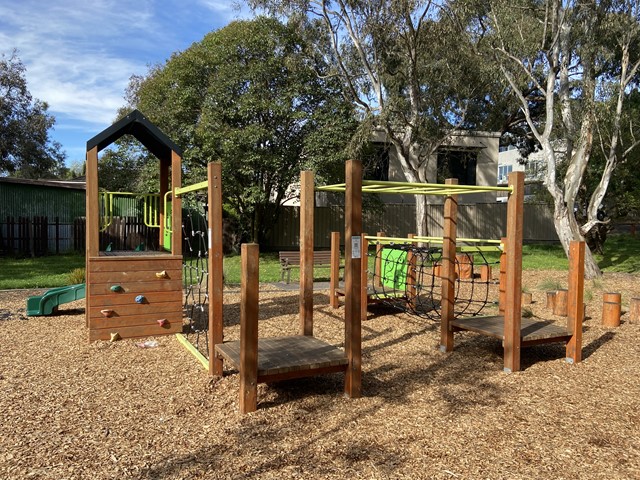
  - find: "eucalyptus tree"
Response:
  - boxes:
[454,0,640,277]
[127,17,356,243]
[248,0,495,238]
[0,51,66,178]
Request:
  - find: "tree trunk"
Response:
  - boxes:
[415,195,429,237]
[552,199,601,279]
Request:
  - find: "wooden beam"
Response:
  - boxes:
[86,146,99,258]
[85,146,99,331]
[171,151,182,256]
[407,233,417,311]
[566,240,585,363]
[361,234,368,322]
[240,243,259,414]
[330,232,340,309]
[344,160,362,398]
[440,179,458,352]
[159,158,169,250]
[300,171,314,336]
[503,171,524,373]
[375,231,385,288]
[209,162,224,376]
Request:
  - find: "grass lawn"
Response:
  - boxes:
[1,234,638,290]
[0,254,85,290]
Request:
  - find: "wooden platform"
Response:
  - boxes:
[451,315,573,346]
[215,335,348,383]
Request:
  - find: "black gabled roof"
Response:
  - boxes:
[86,109,183,159]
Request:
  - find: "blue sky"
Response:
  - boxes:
[0,0,254,167]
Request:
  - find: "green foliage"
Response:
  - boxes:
[128,17,357,244]
[67,268,86,285]
[0,51,66,178]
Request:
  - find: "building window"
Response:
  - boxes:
[498,164,513,183]
[363,143,390,181]
[437,149,477,185]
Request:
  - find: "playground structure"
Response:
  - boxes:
[318,164,585,373]
[84,110,184,341]
[213,170,354,413]
[329,231,501,320]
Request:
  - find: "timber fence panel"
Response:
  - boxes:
[266,203,559,250]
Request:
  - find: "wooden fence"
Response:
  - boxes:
[0,216,73,256]
[265,203,559,250]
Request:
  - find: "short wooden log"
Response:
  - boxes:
[553,289,568,317]
[456,253,474,280]
[602,292,622,328]
[521,292,533,305]
[546,291,556,310]
[630,298,640,324]
[480,264,492,282]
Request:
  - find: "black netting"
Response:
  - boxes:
[368,243,498,320]
[182,194,210,359]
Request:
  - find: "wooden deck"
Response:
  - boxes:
[451,315,573,346]
[215,335,348,383]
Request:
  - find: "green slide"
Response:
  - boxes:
[26,283,86,316]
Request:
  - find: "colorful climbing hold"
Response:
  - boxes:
[110,285,123,292]
[135,295,146,304]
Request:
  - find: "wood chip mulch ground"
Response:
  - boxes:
[1,270,639,479]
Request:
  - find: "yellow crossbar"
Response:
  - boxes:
[176,334,209,371]
[175,181,208,196]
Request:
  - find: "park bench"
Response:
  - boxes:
[279,250,337,284]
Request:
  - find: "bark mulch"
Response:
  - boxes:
[0,270,639,479]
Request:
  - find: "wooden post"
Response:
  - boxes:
[521,292,533,305]
[602,292,622,328]
[566,241,585,364]
[239,243,259,414]
[171,151,182,257]
[456,253,473,279]
[300,171,314,336]
[209,162,224,376]
[85,146,99,330]
[330,231,340,309]
[503,171,524,373]
[361,234,368,322]
[407,233,417,311]
[375,231,385,288]
[440,179,458,353]
[546,291,557,310]
[344,160,362,398]
[498,237,506,314]
[480,264,492,282]
[630,298,640,323]
[553,289,568,316]
[159,157,169,250]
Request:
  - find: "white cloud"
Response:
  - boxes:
[0,0,256,160]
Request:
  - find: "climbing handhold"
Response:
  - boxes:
[110,332,121,342]
[110,285,123,292]
[101,309,114,317]
[157,319,168,327]
[155,270,168,279]
[135,295,146,304]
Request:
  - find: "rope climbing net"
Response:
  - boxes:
[366,239,501,320]
[181,192,210,359]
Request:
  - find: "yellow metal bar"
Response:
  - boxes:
[317,180,513,196]
[175,181,208,196]
[176,334,209,371]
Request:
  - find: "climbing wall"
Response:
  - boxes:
[86,254,183,341]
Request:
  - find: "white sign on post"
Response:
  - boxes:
[352,236,361,259]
